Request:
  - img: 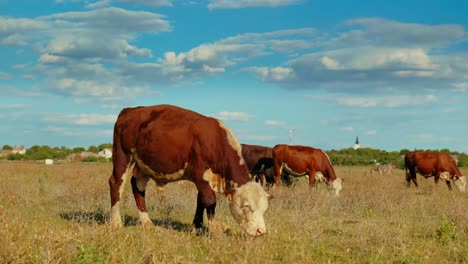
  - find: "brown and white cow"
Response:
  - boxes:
[404,151,466,192]
[109,104,270,236]
[241,144,273,185]
[272,144,343,195]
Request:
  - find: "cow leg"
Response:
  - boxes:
[192,182,217,234]
[445,180,452,190]
[308,170,317,187]
[273,162,283,187]
[109,156,135,228]
[406,169,418,188]
[130,174,152,226]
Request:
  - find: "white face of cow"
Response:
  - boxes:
[228,182,269,236]
[453,176,466,192]
[330,178,343,196]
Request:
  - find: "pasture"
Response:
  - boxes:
[0,161,466,263]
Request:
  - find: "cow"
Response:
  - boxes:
[241,144,273,171]
[251,157,300,187]
[241,144,273,185]
[370,164,395,175]
[109,104,270,236]
[404,151,466,192]
[272,144,343,196]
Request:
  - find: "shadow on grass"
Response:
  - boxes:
[59,210,196,233]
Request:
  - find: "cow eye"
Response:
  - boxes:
[242,204,250,208]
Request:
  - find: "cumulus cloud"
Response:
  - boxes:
[335,95,438,108]
[208,0,302,9]
[120,28,314,83]
[0,72,11,80]
[245,18,467,94]
[338,18,465,48]
[43,113,117,125]
[212,111,254,121]
[340,126,354,132]
[265,120,287,127]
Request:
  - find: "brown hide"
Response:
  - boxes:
[404,151,462,190]
[241,144,273,171]
[272,144,337,186]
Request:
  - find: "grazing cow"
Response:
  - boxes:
[251,157,298,186]
[404,151,466,192]
[272,144,343,195]
[109,104,270,236]
[241,144,273,171]
[251,157,275,186]
[241,144,273,185]
[370,164,395,175]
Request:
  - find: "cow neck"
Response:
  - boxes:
[222,161,250,191]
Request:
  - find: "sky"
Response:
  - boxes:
[1,0,467,152]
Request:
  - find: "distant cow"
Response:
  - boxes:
[370,164,395,175]
[241,144,273,171]
[251,157,275,186]
[251,157,301,187]
[241,144,273,184]
[272,144,343,196]
[109,104,270,236]
[404,151,466,192]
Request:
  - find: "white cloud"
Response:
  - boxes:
[114,0,173,6]
[340,126,353,132]
[452,82,468,92]
[340,18,465,48]
[208,0,302,9]
[0,72,11,80]
[265,120,287,127]
[44,113,117,125]
[335,95,438,108]
[122,28,313,83]
[366,130,377,135]
[212,111,254,121]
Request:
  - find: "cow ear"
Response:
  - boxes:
[225,189,236,202]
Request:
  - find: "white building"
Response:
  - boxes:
[354,136,360,150]
[98,148,112,159]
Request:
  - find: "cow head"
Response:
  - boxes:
[453,176,466,192]
[328,178,343,196]
[227,182,270,236]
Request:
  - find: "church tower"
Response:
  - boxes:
[354,136,360,150]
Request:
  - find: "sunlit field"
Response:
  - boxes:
[1,161,466,263]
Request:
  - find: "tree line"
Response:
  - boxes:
[327,147,468,168]
[2,143,112,161]
[2,144,468,167]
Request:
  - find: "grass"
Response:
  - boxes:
[0,162,466,263]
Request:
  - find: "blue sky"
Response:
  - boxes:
[1,0,467,152]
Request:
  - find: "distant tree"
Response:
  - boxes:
[72,147,85,154]
[2,145,13,150]
[88,145,99,153]
[8,153,23,160]
[98,143,112,151]
[399,149,410,155]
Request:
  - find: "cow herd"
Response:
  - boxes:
[108,104,466,237]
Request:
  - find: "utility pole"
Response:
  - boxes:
[289,128,295,144]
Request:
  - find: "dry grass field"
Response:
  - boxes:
[0,161,466,263]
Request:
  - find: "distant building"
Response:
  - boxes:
[11,145,26,155]
[354,136,360,150]
[98,148,112,159]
